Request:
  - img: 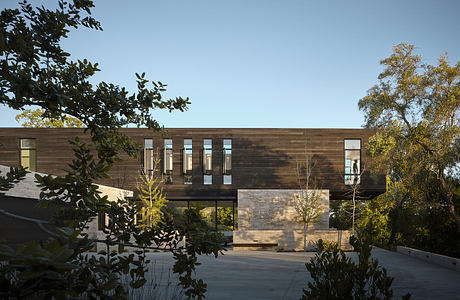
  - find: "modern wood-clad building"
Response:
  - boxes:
[0,128,386,233]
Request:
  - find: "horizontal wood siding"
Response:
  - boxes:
[0,128,386,200]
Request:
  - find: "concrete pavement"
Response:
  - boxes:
[137,248,460,300]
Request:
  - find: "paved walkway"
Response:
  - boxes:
[140,248,460,300]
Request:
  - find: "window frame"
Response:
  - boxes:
[344,138,361,185]
[163,139,173,184]
[19,138,37,172]
[202,138,212,174]
[143,138,154,175]
[223,139,232,185]
[183,139,193,184]
[222,139,232,175]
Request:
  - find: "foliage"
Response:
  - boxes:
[294,190,322,230]
[1,0,190,132]
[0,0,223,299]
[358,181,460,258]
[358,43,460,229]
[0,138,224,299]
[15,108,85,127]
[136,151,167,229]
[217,207,233,229]
[0,166,27,191]
[329,199,365,231]
[302,237,411,300]
[172,206,223,299]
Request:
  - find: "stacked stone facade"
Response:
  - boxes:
[235,189,352,251]
[238,189,329,230]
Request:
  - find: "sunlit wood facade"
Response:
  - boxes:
[0,128,385,201]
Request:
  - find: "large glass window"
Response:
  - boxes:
[203,139,212,184]
[164,139,173,183]
[167,200,237,232]
[143,138,154,175]
[190,200,216,230]
[167,201,188,217]
[183,139,192,184]
[20,138,36,171]
[344,139,361,185]
[217,200,236,231]
[223,139,232,185]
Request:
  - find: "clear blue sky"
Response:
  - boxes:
[1,0,459,128]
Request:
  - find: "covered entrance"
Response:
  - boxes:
[167,199,237,231]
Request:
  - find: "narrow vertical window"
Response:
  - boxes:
[164,139,173,183]
[20,139,36,171]
[183,139,192,184]
[344,139,361,185]
[203,139,212,184]
[223,139,232,185]
[143,138,153,176]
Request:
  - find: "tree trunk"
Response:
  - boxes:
[352,188,356,236]
[303,223,307,252]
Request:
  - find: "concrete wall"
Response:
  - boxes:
[397,246,460,272]
[234,229,352,251]
[0,165,133,248]
[0,195,57,244]
[0,165,133,201]
[238,189,329,231]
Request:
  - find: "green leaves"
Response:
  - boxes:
[15,108,85,128]
[0,1,224,298]
[359,43,460,230]
[2,0,189,135]
[303,238,410,300]
[0,166,27,191]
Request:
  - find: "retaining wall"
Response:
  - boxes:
[234,229,352,251]
[397,246,460,272]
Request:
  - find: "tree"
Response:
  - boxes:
[358,180,460,257]
[0,1,222,299]
[358,181,412,249]
[1,0,189,137]
[15,108,84,127]
[329,199,353,230]
[295,140,323,251]
[136,149,167,228]
[347,165,366,235]
[358,43,460,230]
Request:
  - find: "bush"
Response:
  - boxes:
[302,237,411,300]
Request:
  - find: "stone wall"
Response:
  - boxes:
[233,229,352,251]
[234,189,351,251]
[238,189,329,231]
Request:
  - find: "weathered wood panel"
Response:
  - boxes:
[0,128,386,199]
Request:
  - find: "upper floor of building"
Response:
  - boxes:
[0,128,386,200]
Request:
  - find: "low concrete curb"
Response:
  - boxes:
[397,246,460,272]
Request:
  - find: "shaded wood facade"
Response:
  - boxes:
[0,128,386,200]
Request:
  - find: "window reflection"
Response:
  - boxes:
[20,138,36,171]
[143,138,154,175]
[344,139,361,185]
[203,139,212,184]
[183,139,192,184]
[164,139,173,183]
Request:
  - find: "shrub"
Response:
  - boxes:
[302,237,411,300]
